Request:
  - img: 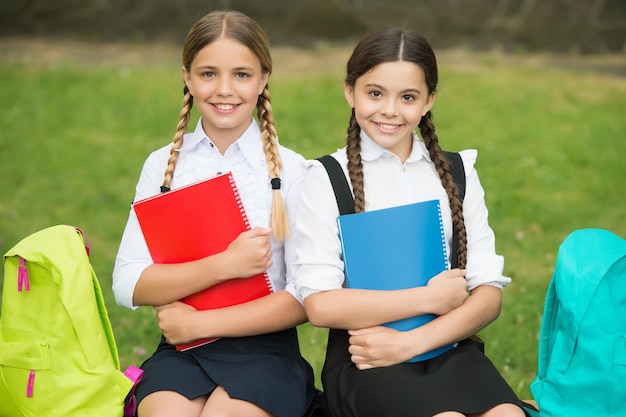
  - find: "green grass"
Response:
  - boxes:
[1,47,625,401]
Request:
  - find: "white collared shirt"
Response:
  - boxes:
[293,131,510,300]
[113,118,306,309]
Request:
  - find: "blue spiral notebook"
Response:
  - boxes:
[337,199,457,362]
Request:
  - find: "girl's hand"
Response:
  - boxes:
[348,326,413,369]
[426,268,468,315]
[155,301,200,345]
[223,227,273,279]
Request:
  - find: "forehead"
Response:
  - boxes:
[357,60,427,91]
[192,37,260,69]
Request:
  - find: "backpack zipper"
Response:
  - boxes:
[18,256,30,292]
[27,370,35,397]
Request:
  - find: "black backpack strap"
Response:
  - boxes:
[443,151,466,202]
[316,155,355,216]
[443,151,466,269]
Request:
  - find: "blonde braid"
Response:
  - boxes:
[419,112,467,268]
[162,86,193,192]
[257,86,289,241]
[345,110,365,213]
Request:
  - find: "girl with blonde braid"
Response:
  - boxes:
[294,27,534,417]
[113,10,317,417]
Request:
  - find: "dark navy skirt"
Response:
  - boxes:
[134,328,318,417]
[321,329,536,417]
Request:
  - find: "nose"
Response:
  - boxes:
[381,98,397,116]
[216,76,233,96]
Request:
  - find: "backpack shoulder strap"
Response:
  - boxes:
[443,151,466,268]
[317,155,355,216]
[443,151,466,202]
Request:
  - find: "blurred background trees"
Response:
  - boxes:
[1,0,625,53]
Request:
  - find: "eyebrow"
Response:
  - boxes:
[196,65,255,72]
[364,83,422,95]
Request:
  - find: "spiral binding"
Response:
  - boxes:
[228,174,250,231]
[227,173,274,293]
[436,201,450,269]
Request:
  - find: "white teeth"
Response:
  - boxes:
[378,123,399,130]
[215,104,236,110]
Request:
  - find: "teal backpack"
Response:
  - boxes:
[530,228,626,416]
[0,225,139,417]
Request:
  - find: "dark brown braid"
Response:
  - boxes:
[346,109,365,213]
[419,112,468,268]
[162,85,193,191]
[420,112,478,344]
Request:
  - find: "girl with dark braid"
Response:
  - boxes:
[294,27,533,417]
[113,10,317,417]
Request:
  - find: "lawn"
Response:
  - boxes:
[1,40,625,400]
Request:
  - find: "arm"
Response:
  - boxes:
[156,290,306,344]
[348,285,501,368]
[304,268,468,329]
[133,227,272,306]
[295,161,467,329]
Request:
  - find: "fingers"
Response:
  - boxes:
[225,227,273,277]
[348,342,370,369]
[348,333,384,370]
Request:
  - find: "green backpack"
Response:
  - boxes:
[530,228,626,416]
[0,225,135,416]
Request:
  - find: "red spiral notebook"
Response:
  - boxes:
[133,172,273,351]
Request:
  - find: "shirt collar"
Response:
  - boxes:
[178,118,266,168]
[359,130,431,163]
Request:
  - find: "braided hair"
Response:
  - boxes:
[344,27,467,268]
[161,10,290,241]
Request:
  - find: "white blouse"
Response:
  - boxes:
[293,131,510,300]
[113,118,306,309]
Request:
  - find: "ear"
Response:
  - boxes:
[344,83,355,108]
[182,66,193,94]
[423,92,436,116]
[258,72,270,95]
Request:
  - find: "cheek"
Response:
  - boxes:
[353,100,376,118]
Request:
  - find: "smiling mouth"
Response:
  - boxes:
[375,122,402,130]
[213,103,238,111]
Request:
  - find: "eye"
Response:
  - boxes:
[201,71,215,78]
[235,72,250,79]
[368,90,382,98]
[402,94,416,102]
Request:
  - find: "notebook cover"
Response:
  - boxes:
[133,172,273,350]
[337,199,456,362]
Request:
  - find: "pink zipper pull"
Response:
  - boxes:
[18,257,30,292]
[27,370,35,397]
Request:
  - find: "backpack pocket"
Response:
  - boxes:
[0,327,54,417]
